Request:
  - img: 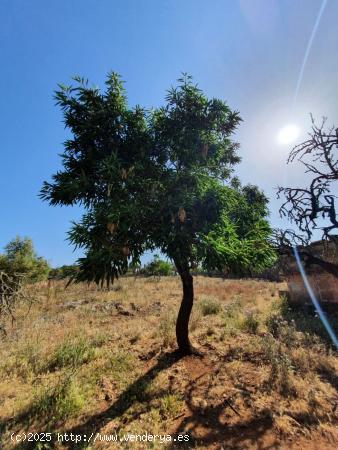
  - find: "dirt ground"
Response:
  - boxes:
[0,276,337,449]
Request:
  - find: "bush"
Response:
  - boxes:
[199,297,221,316]
[141,255,173,276]
[159,394,182,419]
[241,312,260,334]
[0,236,49,282]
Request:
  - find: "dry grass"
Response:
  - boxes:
[0,276,337,449]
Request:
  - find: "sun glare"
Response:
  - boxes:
[277,124,300,145]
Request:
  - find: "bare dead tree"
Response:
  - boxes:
[270,228,309,252]
[277,117,338,276]
[278,116,338,241]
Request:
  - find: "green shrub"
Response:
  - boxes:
[49,336,96,370]
[18,342,44,376]
[199,297,221,316]
[159,394,182,419]
[0,236,49,282]
[110,351,135,373]
[142,255,173,276]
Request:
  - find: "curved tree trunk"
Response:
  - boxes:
[175,262,194,355]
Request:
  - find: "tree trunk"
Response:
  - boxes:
[175,262,194,355]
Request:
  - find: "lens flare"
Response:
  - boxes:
[277,124,300,145]
[293,246,338,349]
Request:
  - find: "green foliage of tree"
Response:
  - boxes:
[142,255,173,277]
[49,264,79,280]
[41,73,276,354]
[0,237,50,282]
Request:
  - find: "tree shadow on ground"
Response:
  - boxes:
[168,372,278,450]
[5,350,281,450]
[316,359,338,392]
[5,350,182,450]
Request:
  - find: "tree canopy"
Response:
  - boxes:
[41,73,274,283]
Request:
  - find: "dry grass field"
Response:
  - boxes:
[0,276,338,449]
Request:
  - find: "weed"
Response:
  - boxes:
[222,322,241,337]
[130,331,141,344]
[241,312,260,334]
[158,312,176,347]
[223,298,242,318]
[189,308,202,332]
[1,341,43,379]
[261,335,296,397]
[110,351,135,373]
[112,284,123,292]
[32,374,84,422]
[290,348,313,375]
[270,295,338,347]
[48,336,96,370]
[108,350,137,389]
[159,393,182,419]
[90,332,108,347]
[198,297,221,316]
[266,314,297,347]
[221,299,243,336]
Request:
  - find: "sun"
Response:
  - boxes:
[277,124,300,145]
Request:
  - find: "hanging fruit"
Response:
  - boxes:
[178,207,186,223]
[122,245,130,256]
[107,223,117,234]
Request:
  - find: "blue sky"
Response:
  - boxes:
[1,0,338,266]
